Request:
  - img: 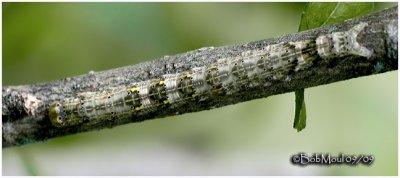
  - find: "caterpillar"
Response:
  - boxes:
[49,22,372,127]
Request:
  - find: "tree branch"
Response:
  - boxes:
[2,6,397,148]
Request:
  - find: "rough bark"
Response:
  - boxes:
[2,6,397,148]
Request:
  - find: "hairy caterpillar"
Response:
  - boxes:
[49,23,372,127]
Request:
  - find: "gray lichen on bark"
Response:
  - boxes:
[2,6,398,148]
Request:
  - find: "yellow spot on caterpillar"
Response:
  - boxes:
[208,66,218,70]
[180,74,192,79]
[130,87,140,92]
[159,80,165,85]
[134,105,144,111]
[163,100,169,104]
[212,88,224,93]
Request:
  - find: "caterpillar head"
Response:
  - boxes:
[48,102,66,127]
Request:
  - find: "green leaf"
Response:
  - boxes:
[293,89,306,132]
[293,2,374,132]
[298,2,375,32]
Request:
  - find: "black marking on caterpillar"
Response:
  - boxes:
[49,23,372,127]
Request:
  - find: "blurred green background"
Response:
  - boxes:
[2,2,397,176]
